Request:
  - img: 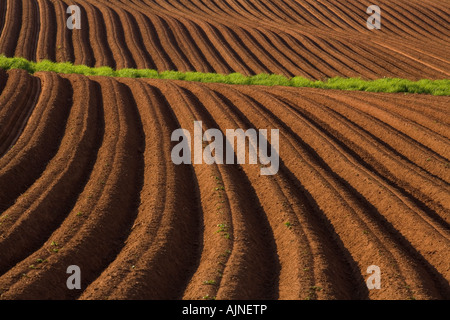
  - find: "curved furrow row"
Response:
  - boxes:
[278,0,332,28]
[97,4,136,69]
[177,19,234,74]
[110,0,194,71]
[0,72,72,215]
[157,81,280,300]
[272,87,450,223]
[330,93,450,161]
[284,0,328,28]
[234,28,292,75]
[81,79,203,300]
[257,31,317,79]
[421,3,450,36]
[67,0,95,66]
[134,12,176,71]
[382,0,450,41]
[78,1,115,68]
[273,33,327,79]
[201,23,254,75]
[251,28,327,77]
[165,18,216,73]
[403,95,450,115]
[152,82,238,300]
[149,82,236,300]
[53,0,75,63]
[149,15,195,72]
[0,0,6,36]
[0,76,144,299]
[229,84,449,299]
[36,0,57,62]
[92,0,150,69]
[251,1,301,26]
[307,0,362,32]
[0,0,22,57]
[208,25,264,75]
[168,83,283,300]
[187,82,364,299]
[1,0,448,79]
[0,73,101,277]
[337,0,439,41]
[305,37,385,79]
[238,0,290,25]
[129,11,171,71]
[289,34,354,78]
[368,40,450,79]
[0,69,40,157]
[376,98,450,135]
[148,0,378,78]
[175,83,292,299]
[308,91,450,185]
[120,9,156,69]
[294,30,446,80]
[0,69,7,95]
[219,1,450,76]
[326,37,423,80]
[354,94,450,139]
[282,88,449,290]
[209,83,423,299]
[0,71,448,299]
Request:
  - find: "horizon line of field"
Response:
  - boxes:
[1,55,450,96]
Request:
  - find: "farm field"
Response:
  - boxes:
[1,0,449,79]
[0,0,449,301]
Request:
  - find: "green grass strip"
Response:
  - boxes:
[1,55,449,95]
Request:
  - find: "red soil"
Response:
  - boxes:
[0,71,448,300]
[0,0,449,79]
[0,0,449,300]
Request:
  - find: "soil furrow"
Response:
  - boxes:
[0,72,72,214]
[0,0,22,57]
[69,2,95,66]
[234,85,450,298]
[0,76,143,299]
[0,0,449,301]
[193,82,363,299]
[171,83,281,300]
[0,69,40,157]
[244,84,448,298]
[0,73,102,277]
[80,79,203,300]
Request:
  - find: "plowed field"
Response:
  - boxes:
[0,0,449,301]
[0,0,449,79]
[0,68,448,300]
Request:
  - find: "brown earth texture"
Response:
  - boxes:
[0,0,449,300]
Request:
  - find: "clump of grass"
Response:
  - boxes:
[216,223,230,239]
[305,286,323,300]
[50,241,60,252]
[220,249,231,258]
[1,55,449,95]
